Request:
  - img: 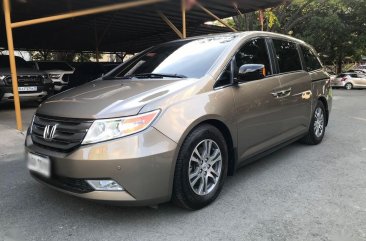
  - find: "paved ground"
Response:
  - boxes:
[1,89,366,241]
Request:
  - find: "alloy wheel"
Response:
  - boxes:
[314,107,325,138]
[188,139,222,196]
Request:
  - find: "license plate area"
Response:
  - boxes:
[19,86,37,92]
[27,153,51,178]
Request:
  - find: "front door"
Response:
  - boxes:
[354,73,366,87]
[232,38,285,163]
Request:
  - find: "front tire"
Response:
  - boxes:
[172,124,228,210]
[345,83,353,90]
[300,101,326,145]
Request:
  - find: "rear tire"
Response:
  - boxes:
[345,83,353,90]
[300,101,326,145]
[172,124,228,210]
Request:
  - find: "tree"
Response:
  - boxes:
[231,0,366,73]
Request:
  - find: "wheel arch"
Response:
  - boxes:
[198,119,236,176]
[175,118,237,177]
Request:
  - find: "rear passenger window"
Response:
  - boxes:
[273,39,302,73]
[301,46,322,71]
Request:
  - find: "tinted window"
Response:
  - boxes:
[234,38,272,76]
[301,46,322,71]
[350,74,358,78]
[0,56,33,69]
[111,36,236,79]
[216,63,232,87]
[273,39,302,73]
[37,62,74,71]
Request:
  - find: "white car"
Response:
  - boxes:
[33,61,74,92]
[332,73,366,90]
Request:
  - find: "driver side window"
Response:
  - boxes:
[234,38,272,78]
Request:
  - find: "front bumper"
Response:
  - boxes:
[1,84,53,100]
[51,79,68,92]
[25,127,178,206]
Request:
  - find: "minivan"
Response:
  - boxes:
[25,32,332,210]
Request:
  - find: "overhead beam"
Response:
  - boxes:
[11,0,166,29]
[196,2,238,32]
[157,11,183,39]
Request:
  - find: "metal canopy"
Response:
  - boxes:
[1,0,283,53]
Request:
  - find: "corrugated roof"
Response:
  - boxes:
[0,0,283,52]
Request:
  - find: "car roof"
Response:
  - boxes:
[165,31,309,48]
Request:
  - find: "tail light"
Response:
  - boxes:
[341,77,347,82]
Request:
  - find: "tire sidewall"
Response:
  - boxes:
[310,102,326,144]
[175,125,228,209]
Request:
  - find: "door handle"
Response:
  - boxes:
[271,88,292,98]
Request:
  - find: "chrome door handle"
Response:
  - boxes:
[271,88,292,98]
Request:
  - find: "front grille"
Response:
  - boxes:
[31,115,93,153]
[6,75,43,86]
[31,172,94,194]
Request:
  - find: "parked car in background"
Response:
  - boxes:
[33,61,75,92]
[0,55,53,102]
[347,69,366,74]
[26,32,332,210]
[332,73,366,90]
[67,62,119,89]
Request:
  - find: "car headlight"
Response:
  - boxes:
[49,74,61,79]
[0,76,6,85]
[82,110,160,145]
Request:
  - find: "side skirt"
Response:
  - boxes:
[235,133,306,171]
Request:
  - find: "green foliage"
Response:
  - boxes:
[233,0,366,72]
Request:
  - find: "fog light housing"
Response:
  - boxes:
[86,180,123,191]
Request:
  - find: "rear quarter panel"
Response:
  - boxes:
[309,70,332,122]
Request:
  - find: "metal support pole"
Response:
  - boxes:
[157,11,183,38]
[196,2,238,32]
[182,0,187,38]
[3,0,23,131]
[94,20,99,63]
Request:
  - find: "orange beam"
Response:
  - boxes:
[11,0,166,29]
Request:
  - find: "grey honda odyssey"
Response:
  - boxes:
[25,32,332,210]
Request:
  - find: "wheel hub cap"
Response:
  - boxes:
[188,139,222,196]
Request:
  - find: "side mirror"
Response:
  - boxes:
[235,64,266,83]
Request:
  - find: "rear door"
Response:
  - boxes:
[271,39,312,138]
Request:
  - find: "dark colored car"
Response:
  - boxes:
[0,55,53,101]
[67,62,119,89]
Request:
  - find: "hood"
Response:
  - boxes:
[0,67,46,76]
[36,78,195,119]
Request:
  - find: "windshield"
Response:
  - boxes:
[37,62,74,71]
[108,36,236,79]
[0,56,33,69]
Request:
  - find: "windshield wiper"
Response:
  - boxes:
[119,73,187,79]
